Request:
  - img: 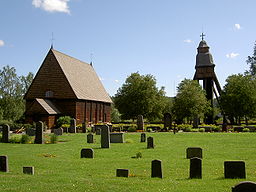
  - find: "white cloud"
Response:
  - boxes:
[114,80,119,83]
[99,77,104,81]
[234,24,241,30]
[183,39,193,43]
[0,40,4,47]
[32,0,70,14]
[226,52,239,59]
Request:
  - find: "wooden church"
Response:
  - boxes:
[24,48,112,128]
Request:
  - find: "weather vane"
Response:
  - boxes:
[51,32,55,49]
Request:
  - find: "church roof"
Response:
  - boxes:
[51,49,112,103]
[36,98,61,114]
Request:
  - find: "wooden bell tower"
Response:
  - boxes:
[193,34,222,124]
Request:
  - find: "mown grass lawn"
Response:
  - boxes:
[1,132,256,192]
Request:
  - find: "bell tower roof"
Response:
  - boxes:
[195,38,215,68]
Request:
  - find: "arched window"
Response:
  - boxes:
[45,90,54,98]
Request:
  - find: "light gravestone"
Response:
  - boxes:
[137,115,144,130]
[232,181,256,192]
[141,133,146,142]
[190,157,202,179]
[26,128,35,136]
[69,118,76,133]
[34,121,44,144]
[2,124,10,143]
[224,161,246,179]
[186,147,202,159]
[23,167,34,175]
[151,160,162,178]
[163,113,172,130]
[147,137,154,149]
[110,133,124,143]
[101,125,110,148]
[54,128,63,136]
[81,148,94,158]
[116,169,129,177]
[0,155,8,172]
[87,133,94,143]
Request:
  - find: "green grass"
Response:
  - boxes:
[1,132,256,192]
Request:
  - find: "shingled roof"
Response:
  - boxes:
[52,49,112,103]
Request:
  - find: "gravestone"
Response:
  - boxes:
[82,123,87,133]
[87,133,94,143]
[110,133,124,143]
[54,128,63,136]
[147,137,154,149]
[151,159,162,178]
[224,161,246,179]
[94,125,102,135]
[186,147,202,159]
[34,121,44,144]
[101,125,110,148]
[23,166,34,175]
[26,128,35,136]
[81,148,94,158]
[69,118,76,133]
[190,157,202,179]
[2,124,10,143]
[116,169,129,177]
[137,115,144,130]
[232,181,256,192]
[164,113,172,130]
[0,155,8,172]
[141,133,146,142]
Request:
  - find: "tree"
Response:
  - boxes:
[0,65,33,121]
[246,42,256,76]
[114,72,166,121]
[172,79,209,123]
[220,74,256,124]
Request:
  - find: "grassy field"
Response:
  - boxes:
[1,132,256,192]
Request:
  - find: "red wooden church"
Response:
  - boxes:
[24,48,112,128]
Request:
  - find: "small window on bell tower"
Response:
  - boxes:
[45,90,54,98]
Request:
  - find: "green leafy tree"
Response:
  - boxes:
[173,79,209,123]
[0,65,33,121]
[246,42,256,76]
[114,72,166,121]
[111,104,121,123]
[220,74,256,124]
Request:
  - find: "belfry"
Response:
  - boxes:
[193,34,222,124]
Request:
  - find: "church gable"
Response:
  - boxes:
[24,49,77,100]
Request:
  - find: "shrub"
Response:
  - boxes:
[242,128,250,132]
[191,128,199,132]
[57,116,71,128]
[50,134,58,144]
[20,134,31,144]
[9,135,21,143]
[125,139,134,143]
[184,127,192,132]
[127,126,137,132]
[199,128,205,132]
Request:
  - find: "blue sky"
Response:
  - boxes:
[0,0,255,97]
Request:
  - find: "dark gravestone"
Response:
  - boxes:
[26,128,35,136]
[186,147,202,159]
[23,166,34,175]
[224,161,246,179]
[137,115,144,130]
[151,159,163,178]
[82,123,87,133]
[81,148,94,158]
[141,133,146,142]
[147,137,154,149]
[94,125,102,135]
[54,128,63,136]
[2,124,10,143]
[34,121,44,144]
[0,155,8,172]
[87,133,94,143]
[164,113,172,129]
[110,133,124,143]
[190,157,202,179]
[69,118,76,133]
[101,125,110,148]
[116,169,129,177]
[232,181,256,192]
